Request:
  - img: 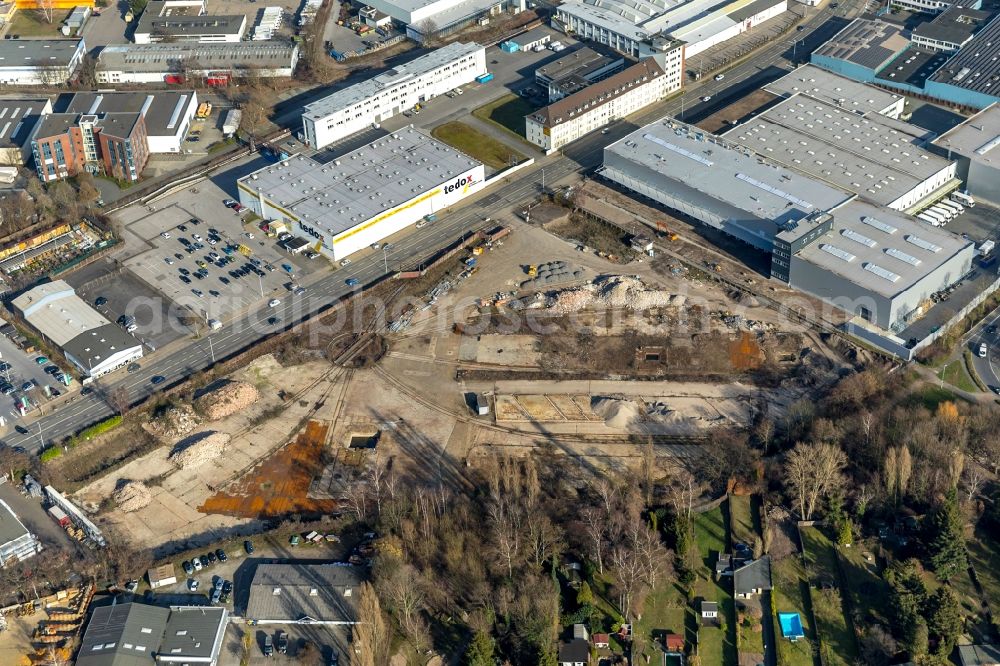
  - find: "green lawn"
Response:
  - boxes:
[633,580,691,663]
[729,494,756,546]
[938,358,980,393]
[430,121,526,170]
[835,540,890,628]
[8,9,73,37]
[693,506,737,665]
[799,527,858,666]
[472,93,537,137]
[967,525,1000,624]
[772,557,819,666]
[903,384,963,410]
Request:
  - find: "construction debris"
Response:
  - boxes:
[143,404,201,440]
[113,481,152,513]
[548,275,679,314]
[195,381,260,420]
[169,432,231,469]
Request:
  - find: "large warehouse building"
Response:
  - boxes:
[237,127,485,261]
[12,280,143,379]
[95,42,300,84]
[360,0,524,41]
[931,103,1000,204]
[723,93,957,211]
[301,42,485,150]
[763,64,905,118]
[600,117,974,333]
[555,0,787,57]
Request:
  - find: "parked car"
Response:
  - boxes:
[223,199,237,208]
[263,634,274,657]
[95,296,107,306]
[188,579,200,592]
[182,560,194,575]
[193,558,203,572]
[35,356,48,365]
[979,342,988,357]
[268,299,281,307]
[211,588,222,604]
[276,631,288,654]
[215,548,228,562]
[244,540,255,554]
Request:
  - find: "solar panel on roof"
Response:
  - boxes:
[841,228,877,247]
[862,215,897,234]
[884,247,920,265]
[820,243,856,262]
[863,262,901,282]
[905,234,941,253]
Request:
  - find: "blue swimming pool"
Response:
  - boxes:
[778,612,804,640]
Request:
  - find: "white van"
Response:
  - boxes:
[208,319,222,330]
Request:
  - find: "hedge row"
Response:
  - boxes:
[78,415,122,441]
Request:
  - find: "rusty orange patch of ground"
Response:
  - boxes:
[198,420,338,518]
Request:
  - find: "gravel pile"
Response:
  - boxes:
[591,396,640,429]
[548,276,676,314]
[195,381,260,421]
[524,261,585,289]
[169,431,231,469]
[113,481,151,513]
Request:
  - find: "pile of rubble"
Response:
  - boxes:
[718,312,773,332]
[113,481,151,513]
[144,404,200,441]
[195,381,260,421]
[548,276,681,314]
[523,261,584,289]
[169,432,231,469]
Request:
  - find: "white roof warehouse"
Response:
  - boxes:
[12,280,143,379]
[237,127,485,261]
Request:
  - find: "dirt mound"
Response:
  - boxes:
[113,481,151,513]
[169,432,231,469]
[548,275,676,314]
[144,404,201,441]
[195,381,260,421]
[591,396,640,429]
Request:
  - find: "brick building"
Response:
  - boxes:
[31,111,148,183]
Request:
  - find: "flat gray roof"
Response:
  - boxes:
[0,498,30,549]
[13,280,108,346]
[724,94,951,206]
[0,39,82,68]
[930,15,1000,95]
[913,4,991,46]
[876,46,951,89]
[77,602,168,666]
[238,126,481,235]
[66,91,194,138]
[96,41,297,72]
[247,564,364,623]
[797,199,971,298]
[303,42,481,121]
[511,26,554,47]
[765,64,902,115]
[555,1,653,41]
[813,18,909,71]
[605,116,851,234]
[0,98,48,148]
[158,606,227,660]
[933,103,1000,168]
[136,1,245,36]
[536,46,621,84]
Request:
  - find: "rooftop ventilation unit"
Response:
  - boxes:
[863,262,901,282]
[905,234,941,253]
[841,228,877,247]
[885,247,920,265]
[820,243,856,262]
[862,216,897,234]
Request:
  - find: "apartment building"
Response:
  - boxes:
[525,56,679,153]
[301,42,485,150]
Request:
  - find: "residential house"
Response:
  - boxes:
[715,552,733,578]
[664,633,684,652]
[959,644,1000,666]
[592,633,609,649]
[734,556,772,599]
[558,637,590,666]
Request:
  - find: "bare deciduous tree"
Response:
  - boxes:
[784,441,847,520]
[580,506,605,574]
[351,583,389,666]
[962,461,986,503]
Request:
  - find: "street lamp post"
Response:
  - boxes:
[382,246,389,273]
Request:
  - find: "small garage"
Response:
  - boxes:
[511,26,553,51]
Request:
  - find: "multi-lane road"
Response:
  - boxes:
[1,0,863,452]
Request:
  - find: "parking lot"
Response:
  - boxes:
[938,199,1000,247]
[115,175,326,324]
[0,329,72,430]
[66,261,190,353]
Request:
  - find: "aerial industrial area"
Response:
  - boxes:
[0,0,999,662]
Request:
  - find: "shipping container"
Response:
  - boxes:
[475,72,494,83]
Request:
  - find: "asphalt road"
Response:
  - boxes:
[966,311,1000,392]
[0,0,861,454]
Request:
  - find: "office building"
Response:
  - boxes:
[724,94,957,211]
[932,103,1000,204]
[0,98,51,166]
[535,46,625,102]
[555,0,787,57]
[764,64,905,118]
[526,58,678,153]
[32,111,148,183]
[238,127,484,261]
[0,498,41,567]
[12,280,143,378]
[64,91,198,153]
[134,0,246,43]
[600,117,973,333]
[302,42,485,150]
[0,39,86,85]
[95,41,299,84]
[911,3,991,52]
